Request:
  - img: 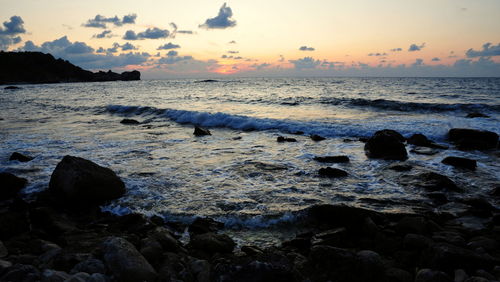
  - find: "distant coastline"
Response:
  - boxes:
[0,51,140,85]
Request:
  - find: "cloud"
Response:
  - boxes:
[168,22,194,38]
[412,58,424,66]
[279,55,285,62]
[124,27,170,40]
[432,57,440,62]
[299,46,315,51]
[227,50,239,54]
[0,16,26,50]
[368,52,387,56]
[93,30,112,39]
[157,42,180,50]
[158,50,193,64]
[199,3,237,29]
[18,36,149,69]
[177,30,193,34]
[121,42,137,51]
[83,14,137,29]
[466,42,500,57]
[228,40,236,44]
[252,63,271,70]
[289,57,321,69]
[408,43,425,52]
[390,48,402,52]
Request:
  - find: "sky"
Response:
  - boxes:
[1,0,500,78]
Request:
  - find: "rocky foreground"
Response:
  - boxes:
[1,127,499,281]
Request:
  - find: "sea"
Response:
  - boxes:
[1,77,499,245]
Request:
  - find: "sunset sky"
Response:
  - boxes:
[1,0,499,77]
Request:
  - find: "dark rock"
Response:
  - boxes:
[67,272,108,282]
[189,217,224,234]
[0,211,29,240]
[0,264,40,281]
[466,112,489,118]
[404,233,434,249]
[4,86,21,90]
[277,136,296,142]
[149,227,181,252]
[70,258,106,275]
[385,268,413,282]
[0,172,27,200]
[461,198,495,217]
[432,231,465,246]
[48,155,125,207]
[407,134,448,149]
[423,243,496,272]
[356,250,385,281]
[41,269,71,281]
[240,245,264,256]
[189,232,235,254]
[426,192,448,205]
[463,277,490,282]
[193,126,211,136]
[442,157,477,170]
[310,134,326,141]
[0,241,7,258]
[309,245,358,281]
[102,237,157,282]
[387,163,413,171]
[318,167,348,178]
[311,227,347,247]
[454,269,468,282]
[475,269,496,280]
[416,172,460,192]
[9,152,33,162]
[364,130,408,160]
[395,216,436,235]
[119,119,140,125]
[448,128,498,150]
[291,131,304,135]
[313,155,349,163]
[196,79,219,83]
[30,207,76,236]
[140,237,163,265]
[306,204,380,229]
[415,269,452,282]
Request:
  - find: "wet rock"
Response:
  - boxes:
[140,237,163,265]
[48,155,125,207]
[306,204,379,228]
[415,172,460,192]
[240,245,264,256]
[189,217,224,234]
[4,86,21,90]
[310,134,326,141]
[404,233,434,249]
[309,245,358,281]
[467,237,499,253]
[0,264,41,282]
[194,126,211,136]
[407,134,448,149]
[454,269,468,282]
[411,147,440,155]
[189,232,235,254]
[0,259,13,272]
[387,163,413,172]
[474,269,496,280]
[70,258,106,275]
[0,211,29,240]
[395,216,437,235]
[277,136,297,142]
[432,231,465,246]
[318,167,348,178]
[311,227,347,247]
[66,272,107,282]
[41,269,71,281]
[466,112,489,118]
[464,277,490,282]
[313,155,350,163]
[9,152,33,162]
[149,227,181,252]
[448,128,498,150]
[119,118,140,125]
[441,157,477,170]
[364,129,408,160]
[356,250,385,280]
[0,172,27,200]
[102,237,157,282]
[30,207,76,236]
[415,269,452,282]
[189,258,210,282]
[0,241,7,258]
[426,192,448,205]
[385,268,413,282]
[423,243,496,272]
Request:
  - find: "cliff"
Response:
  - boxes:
[0,51,140,85]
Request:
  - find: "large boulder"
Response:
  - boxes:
[189,232,236,254]
[0,172,27,200]
[364,130,408,160]
[441,156,477,170]
[448,128,498,150]
[102,237,157,282]
[48,156,125,206]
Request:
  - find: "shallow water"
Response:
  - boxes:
[1,78,499,239]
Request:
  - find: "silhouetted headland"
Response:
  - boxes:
[0,51,140,85]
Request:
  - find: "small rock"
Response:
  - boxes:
[415,269,452,282]
[189,232,235,254]
[42,269,71,282]
[70,258,106,275]
[318,167,348,178]
[416,172,460,192]
[189,217,224,234]
[4,86,21,90]
[442,156,477,170]
[140,237,163,265]
[385,268,413,282]
[0,241,7,258]
[310,134,326,141]
[277,136,296,142]
[0,264,41,281]
[387,163,413,172]
[149,227,181,252]
[424,243,496,272]
[454,269,469,282]
[356,250,384,280]
[102,237,157,282]
[404,233,433,249]
[194,126,211,136]
[120,118,140,125]
[66,272,107,282]
[364,129,408,160]
[0,172,27,200]
[313,155,349,163]
[448,128,498,150]
[407,134,448,149]
[240,246,264,256]
[466,112,489,118]
[9,152,33,162]
[474,269,496,280]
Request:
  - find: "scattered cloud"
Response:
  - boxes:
[432,57,440,61]
[229,40,236,44]
[408,43,425,52]
[289,57,321,69]
[93,30,112,39]
[368,52,387,56]
[169,23,194,38]
[279,55,285,62]
[466,42,500,57]
[18,36,149,69]
[124,27,170,40]
[199,3,237,29]
[121,42,137,51]
[83,14,137,29]
[0,16,26,50]
[390,48,402,52]
[412,58,424,66]
[299,46,315,51]
[227,50,239,54]
[177,30,193,34]
[158,50,193,64]
[157,42,180,50]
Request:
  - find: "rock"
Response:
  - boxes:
[423,243,496,272]
[395,216,435,235]
[102,237,157,282]
[318,167,348,178]
[4,86,21,90]
[474,269,496,280]
[416,172,460,192]
[441,157,477,170]
[0,264,41,282]
[403,233,434,249]
[356,250,385,280]
[313,155,350,163]
[0,241,7,258]
[415,269,452,282]
[454,269,469,282]
[65,272,107,282]
[432,231,465,246]
[0,259,13,272]
[48,155,125,207]
[0,211,30,240]
[194,126,211,136]
[189,217,224,234]
[240,246,264,256]
[189,232,235,254]
[309,245,358,281]
[387,163,413,171]
[140,237,163,265]
[364,130,408,160]
[189,258,211,282]
[448,128,498,150]
[311,227,347,247]
[310,134,326,141]
[463,277,489,282]
[119,119,140,125]
[41,269,71,281]
[149,227,181,252]
[467,237,499,252]
[277,136,296,142]
[466,112,489,118]
[385,268,413,282]
[407,134,448,149]
[411,147,440,155]
[9,152,33,162]
[0,172,27,200]
[70,258,106,275]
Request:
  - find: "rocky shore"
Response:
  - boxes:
[1,127,499,282]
